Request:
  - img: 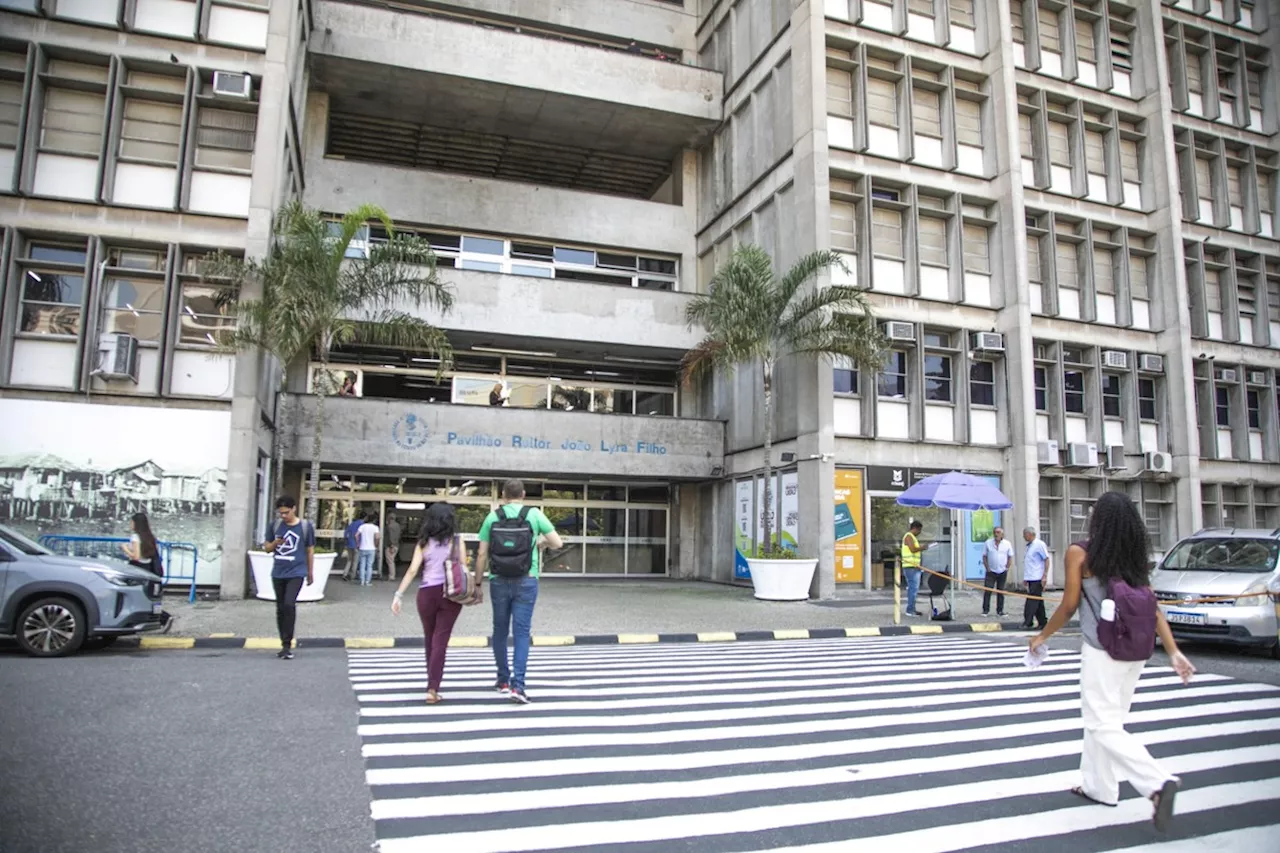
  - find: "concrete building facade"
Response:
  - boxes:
[0,0,1277,598]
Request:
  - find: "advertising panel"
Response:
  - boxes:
[962,474,1002,580]
[834,468,865,584]
[734,480,753,579]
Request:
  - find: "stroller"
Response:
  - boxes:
[927,568,953,622]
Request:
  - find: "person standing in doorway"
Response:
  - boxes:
[1029,492,1193,830]
[342,512,363,581]
[384,512,403,582]
[982,526,1014,617]
[391,503,466,704]
[473,479,562,704]
[120,512,173,633]
[356,511,380,586]
[1023,526,1052,630]
[901,520,925,617]
[262,496,314,659]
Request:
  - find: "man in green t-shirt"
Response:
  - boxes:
[473,479,562,704]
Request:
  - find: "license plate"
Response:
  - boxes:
[1166,610,1205,626]
[152,602,163,613]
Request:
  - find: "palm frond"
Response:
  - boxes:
[773,249,849,315]
[351,310,455,374]
[344,235,455,314]
[329,203,393,271]
[786,312,888,370]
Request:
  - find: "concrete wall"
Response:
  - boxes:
[424,0,698,53]
[386,269,701,352]
[312,1,721,121]
[284,395,725,480]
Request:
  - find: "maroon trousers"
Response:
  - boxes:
[416,584,462,692]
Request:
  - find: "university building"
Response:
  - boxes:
[0,0,1276,598]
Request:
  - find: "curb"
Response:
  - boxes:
[125,621,1038,651]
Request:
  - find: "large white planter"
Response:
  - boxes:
[747,557,819,601]
[249,551,336,602]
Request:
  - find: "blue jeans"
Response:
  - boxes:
[491,576,538,691]
[903,568,922,614]
[358,549,376,584]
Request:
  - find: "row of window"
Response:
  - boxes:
[1012,0,1141,95]
[1184,243,1280,346]
[1201,482,1280,533]
[338,223,681,292]
[1040,478,1176,549]
[0,44,259,217]
[825,0,984,56]
[1196,364,1279,462]
[1175,131,1278,236]
[1166,18,1270,131]
[0,0,271,52]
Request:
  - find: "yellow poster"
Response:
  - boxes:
[834,469,865,584]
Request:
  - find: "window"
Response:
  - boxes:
[1119,138,1140,185]
[0,79,21,149]
[1047,120,1071,169]
[1215,385,1230,426]
[178,271,237,347]
[40,88,105,155]
[970,361,995,406]
[1203,268,1222,313]
[872,206,903,258]
[1238,278,1257,321]
[1018,113,1034,159]
[955,98,981,147]
[1064,369,1085,413]
[1094,248,1114,295]
[1246,390,1261,429]
[831,200,857,252]
[20,269,84,335]
[867,76,898,129]
[1056,240,1079,292]
[1129,253,1149,301]
[908,0,933,17]
[1102,373,1122,417]
[949,0,975,28]
[1039,500,1054,549]
[1186,50,1204,98]
[1138,377,1157,420]
[925,353,952,402]
[1226,165,1243,212]
[918,215,947,266]
[913,87,941,137]
[1084,129,1106,177]
[1029,361,1049,409]
[1195,156,1214,211]
[834,358,859,394]
[196,108,256,171]
[1027,234,1042,284]
[826,67,853,116]
[1246,69,1263,121]
[878,351,907,398]
[1012,1,1026,45]
[1040,8,1061,54]
[119,99,183,164]
[1075,17,1096,64]
[101,278,165,343]
[962,223,989,274]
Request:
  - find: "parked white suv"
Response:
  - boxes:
[1151,528,1280,658]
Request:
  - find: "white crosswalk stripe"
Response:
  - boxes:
[346,636,1280,853]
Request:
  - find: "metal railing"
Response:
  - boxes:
[38,535,200,603]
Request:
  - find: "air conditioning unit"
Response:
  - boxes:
[1105,445,1127,470]
[970,332,1005,353]
[1036,440,1059,465]
[1101,350,1129,370]
[1215,367,1237,383]
[1138,353,1165,374]
[883,321,916,343]
[212,71,252,99]
[1247,371,1268,385]
[97,334,139,382]
[1067,442,1100,467]
[1144,450,1173,474]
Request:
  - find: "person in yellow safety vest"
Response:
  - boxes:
[901,520,926,618]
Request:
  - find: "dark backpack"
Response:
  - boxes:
[1092,577,1158,662]
[489,506,535,578]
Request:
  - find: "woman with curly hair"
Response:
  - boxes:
[1030,491,1195,832]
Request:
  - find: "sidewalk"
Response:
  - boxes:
[163,576,1064,640]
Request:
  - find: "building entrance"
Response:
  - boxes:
[306,474,670,576]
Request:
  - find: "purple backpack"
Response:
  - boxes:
[1096,577,1158,661]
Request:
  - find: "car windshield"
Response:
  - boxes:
[0,527,54,556]
[1161,537,1279,574]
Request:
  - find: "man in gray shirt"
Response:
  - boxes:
[383,512,403,581]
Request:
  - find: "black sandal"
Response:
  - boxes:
[1152,778,1179,832]
[1070,787,1117,807]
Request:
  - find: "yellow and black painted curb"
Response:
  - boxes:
[127,621,1021,650]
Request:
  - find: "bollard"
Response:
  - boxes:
[894,558,901,626]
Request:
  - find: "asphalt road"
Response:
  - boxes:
[0,645,374,853]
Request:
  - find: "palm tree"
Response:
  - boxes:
[205,200,454,525]
[682,244,885,558]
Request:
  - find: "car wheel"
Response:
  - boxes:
[17,597,87,658]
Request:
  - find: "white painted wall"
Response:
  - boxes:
[1249,432,1264,460]
[862,2,894,31]
[171,351,236,399]
[1095,294,1116,325]
[878,400,910,438]
[1066,415,1088,444]
[33,154,98,201]
[1059,289,1081,320]
[924,404,954,442]
[55,0,116,24]
[872,259,907,294]
[1036,414,1051,442]
[832,252,858,287]
[1132,300,1150,329]
[1123,181,1141,209]
[919,265,949,301]
[134,0,197,37]
[970,409,998,444]
[1216,428,1233,459]
[1030,283,1043,314]
[1078,62,1098,88]
[824,0,849,20]
[964,272,991,307]
[949,26,976,54]
[189,172,252,217]
[1050,165,1072,194]
[1112,72,1131,98]
[828,116,855,150]
[1087,174,1107,202]
[208,4,269,49]
[1104,419,1124,447]
[833,397,861,436]
[10,339,77,389]
[867,125,900,158]
[907,14,934,43]
[1140,423,1159,454]
[0,148,14,192]
[957,144,984,175]
[1208,312,1223,340]
[112,163,177,209]
[1041,52,1063,78]
[913,135,944,167]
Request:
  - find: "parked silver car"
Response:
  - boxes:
[0,525,166,657]
[1151,528,1280,658]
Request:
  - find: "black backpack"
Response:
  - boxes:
[489,506,535,578]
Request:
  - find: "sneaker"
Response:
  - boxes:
[276,649,287,659]
[494,680,511,695]
[283,649,295,660]
[981,611,990,617]
[510,689,530,705]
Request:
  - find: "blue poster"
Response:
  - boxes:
[962,475,1002,580]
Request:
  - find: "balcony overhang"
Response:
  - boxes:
[285,396,724,481]
[310,2,722,167]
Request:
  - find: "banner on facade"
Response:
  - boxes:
[834,468,865,584]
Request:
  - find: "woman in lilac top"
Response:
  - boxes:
[391,502,464,704]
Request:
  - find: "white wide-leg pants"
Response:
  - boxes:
[1079,642,1173,804]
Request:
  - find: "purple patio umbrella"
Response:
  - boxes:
[895,471,1013,511]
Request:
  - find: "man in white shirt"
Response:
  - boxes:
[356,513,380,587]
[1022,526,1052,630]
[981,527,1014,617]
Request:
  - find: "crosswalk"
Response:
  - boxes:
[346,635,1280,853]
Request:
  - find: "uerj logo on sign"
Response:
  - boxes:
[391,413,430,450]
